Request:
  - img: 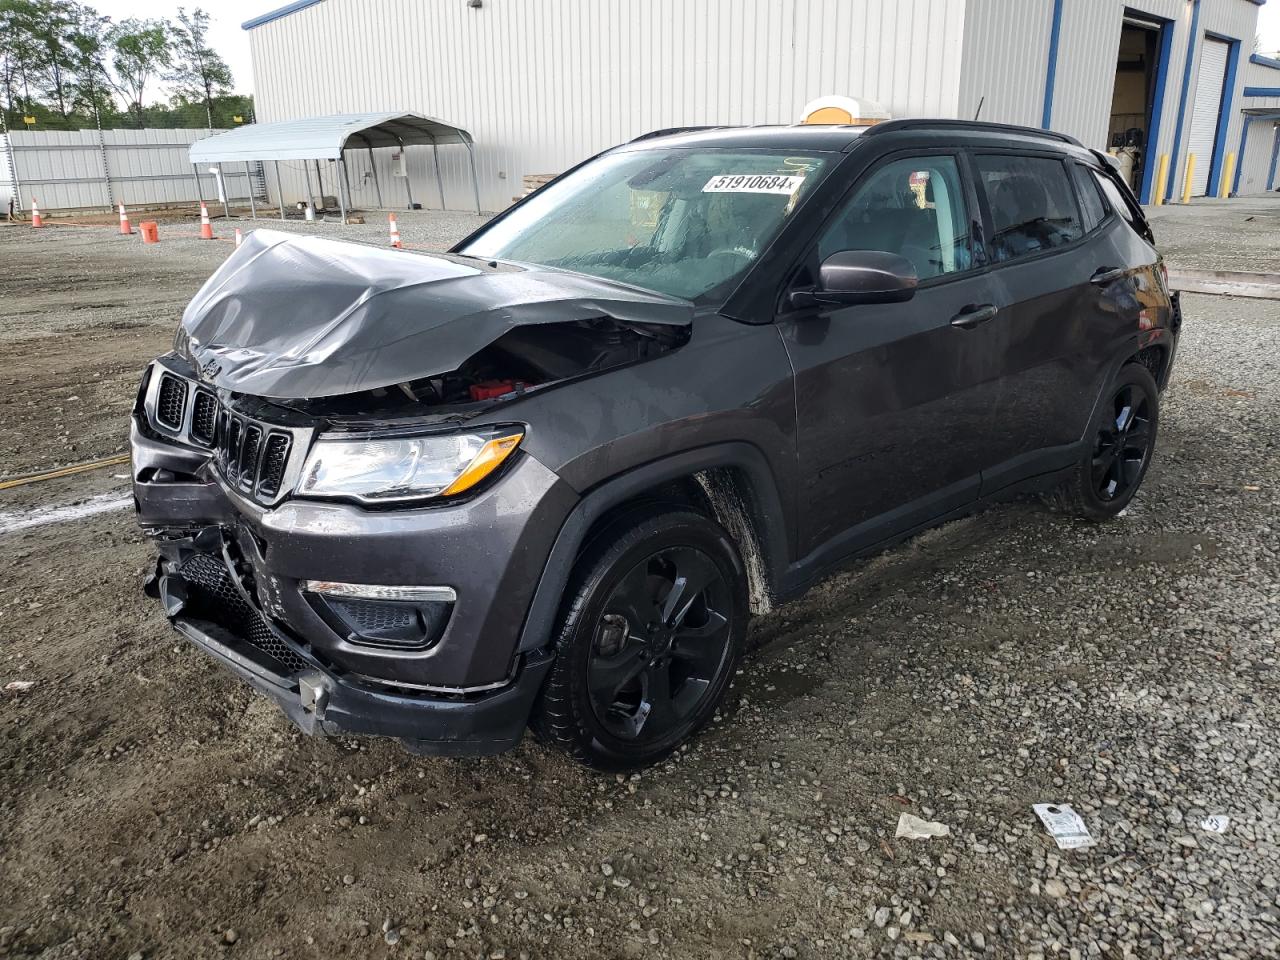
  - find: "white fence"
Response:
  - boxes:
[2,128,266,213]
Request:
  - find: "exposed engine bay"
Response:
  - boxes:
[274,316,687,420]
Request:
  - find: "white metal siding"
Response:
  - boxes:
[957,0,1053,127]
[1043,0,1123,147]
[1186,37,1229,195]
[248,0,968,213]
[1236,119,1279,195]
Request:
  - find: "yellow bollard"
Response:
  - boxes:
[1181,154,1196,205]
[1153,154,1169,206]
[1220,152,1236,198]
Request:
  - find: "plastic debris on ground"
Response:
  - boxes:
[895,813,951,839]
[4,680,36,693]
[1200,815,1230,833]
[1032,803,1095,849]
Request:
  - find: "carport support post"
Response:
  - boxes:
[336,156,348,224]
[191,164,204,208]
[245,161,257,219]
[466,141,482,214]
[340,150,354,211]
[432,141,446,210]
[217,163,230,219]
[363,138,383,208]
[302,161,316,216]
[273,160,286,221]
[395,135,414,210]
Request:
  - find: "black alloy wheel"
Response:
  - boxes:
[587,545,734,743]
[1091,380,1154,503]
[1046,362,1160,521]
[532,508,748,769]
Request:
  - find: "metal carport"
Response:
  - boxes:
[187,112,481,221]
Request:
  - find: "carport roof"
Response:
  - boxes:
[188,112,473,164]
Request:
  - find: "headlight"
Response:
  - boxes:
[297,428,523,504]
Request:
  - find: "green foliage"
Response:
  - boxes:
[0,0,242,131]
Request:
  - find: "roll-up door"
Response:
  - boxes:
[1186,37,1229,196]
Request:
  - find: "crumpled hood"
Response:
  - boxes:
[180,229,694,399]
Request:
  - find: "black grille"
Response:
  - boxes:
[215,412,293,498]
[190,391,218,446]
[179,554,308,675]
[156,374,188,429]
[258,434,291,496]
[329,598,419,633]
[238,424,263,488]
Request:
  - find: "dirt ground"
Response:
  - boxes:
[1,205,1279,960]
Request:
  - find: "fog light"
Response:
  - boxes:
[302,580,457,603]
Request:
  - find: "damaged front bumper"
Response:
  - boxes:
[147,547,553,755]
[131,359,576,755]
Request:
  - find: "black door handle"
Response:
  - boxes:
[1091,266,1127,285]
[950,304,998,329]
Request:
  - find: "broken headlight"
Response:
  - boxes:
[297,428,523,504]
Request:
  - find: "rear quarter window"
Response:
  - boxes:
[975,154,1083,264]
[1068,163,1108,233]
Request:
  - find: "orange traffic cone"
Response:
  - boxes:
[234,228,243,248]
[31,199,44,228]
[199,202,214,240]
[118,202,132,235]
[388,213,402,248]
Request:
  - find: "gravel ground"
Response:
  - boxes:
[0,200,1278,960]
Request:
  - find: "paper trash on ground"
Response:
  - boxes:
[1200,815,1230,833]
[1032,803,1095,849]
[895,813,951,839]
[4,680,36,693]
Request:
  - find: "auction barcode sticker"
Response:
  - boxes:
[703,174,805,195]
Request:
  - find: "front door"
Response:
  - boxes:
[778,153,1005,560]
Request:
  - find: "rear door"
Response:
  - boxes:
[968,150,1107,491]
[777,152,1004,559]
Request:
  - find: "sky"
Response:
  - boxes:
[86,0,1280,99]
[90,0,261,95]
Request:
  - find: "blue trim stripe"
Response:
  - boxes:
[1269,126,1280,191]
[1041,0,1065,129]
[1206,37,1241,198]
[242,0,324,30]
[1166,0,1201,201]
[1139,16,1176,204]
[1251,54,1280,70]
[1245,86,1280,97]
[1233,118,1251,195]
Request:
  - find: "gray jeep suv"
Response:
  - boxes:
[133,119,1178,769]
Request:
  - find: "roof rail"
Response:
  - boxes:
[862,118,1082,147]
[629,125,726,143]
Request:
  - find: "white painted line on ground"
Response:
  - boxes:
[0,492,132,535]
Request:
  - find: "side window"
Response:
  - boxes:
[1068,163,1108,233]
[975,155,1083,263]
[1092,170,1135,226]
[816,155,973,281]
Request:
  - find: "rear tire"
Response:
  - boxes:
[531,507,748,770]
[1046,362,1160,521]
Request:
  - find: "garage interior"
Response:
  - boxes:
[1108,12,1168,193]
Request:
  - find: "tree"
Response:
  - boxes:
[167,7,231,130]
[67,3,113,119]
[0,0,45,115]
[107,17,170,127]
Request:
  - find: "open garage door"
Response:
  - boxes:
[1186,37,1230,196]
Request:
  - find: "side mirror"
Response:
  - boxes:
[793,250,919,307]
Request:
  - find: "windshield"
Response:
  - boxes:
[458,148,830,301]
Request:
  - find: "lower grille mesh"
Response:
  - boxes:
[179,554,307,675]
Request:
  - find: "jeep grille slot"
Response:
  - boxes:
[257,434,291,497]
[156,374,188,430]
[238,423,264,489]
[190,391,218,446]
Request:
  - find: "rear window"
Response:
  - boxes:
[975,155,1083,263]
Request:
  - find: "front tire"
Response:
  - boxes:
[531,508,748,770]
[1047,362,1160,521]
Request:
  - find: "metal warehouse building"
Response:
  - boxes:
[243,0,1280,213]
